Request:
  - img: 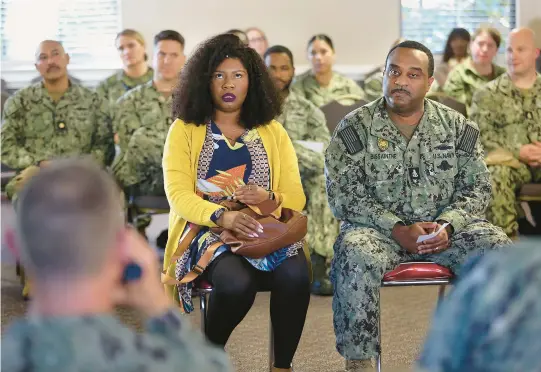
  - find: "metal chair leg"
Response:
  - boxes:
[437,284,446,306]
[268,318,274,371]
[376,290,382,372]
[199,292,207,334]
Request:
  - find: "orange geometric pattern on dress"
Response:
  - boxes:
[204,164,247,198]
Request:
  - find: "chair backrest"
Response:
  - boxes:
[320,98,368,135]
[427,93,467,117]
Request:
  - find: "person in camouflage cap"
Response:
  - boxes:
[1,40,115,299]
[96,29,154,114]
[1,159,233,372]
[265,45,337,296]
[416,238,541,372]
[112,30,185,238]
[470,28,541,237]
[443,27,506,113]
[325,41,510,371]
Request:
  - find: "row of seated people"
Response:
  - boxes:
[2,29,539,372]
[4,158,540,372]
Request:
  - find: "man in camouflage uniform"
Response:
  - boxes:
[112,31,185,236]
[265,45,338,295]
[470,28,541,237]
[443,59,505,113]
[1,40,115,299]
[416,238,541,372]
[325,41,511,371]
[1,159,232,372]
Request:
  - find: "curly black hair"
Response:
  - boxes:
[172,33,282,129]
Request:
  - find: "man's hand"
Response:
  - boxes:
[416,222,450,255]
[519,142,541,166]
[114,228,171,318]
[391,222,437,254]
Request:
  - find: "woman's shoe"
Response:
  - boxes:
[271,367,292,372]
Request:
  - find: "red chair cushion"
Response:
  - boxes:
[383,262,453,282]
[195,279,213,290]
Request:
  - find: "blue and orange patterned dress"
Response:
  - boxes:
[175,122,303,313]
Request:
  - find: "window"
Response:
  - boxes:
[401,0,516,54]
[1,0,121,67]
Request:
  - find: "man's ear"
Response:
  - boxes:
[427,76,435,92]
[4,228,21,261]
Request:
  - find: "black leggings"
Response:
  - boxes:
[204,252,310,369]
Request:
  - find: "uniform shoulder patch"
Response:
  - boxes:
[338,125,363,155]
[457,124,479,154]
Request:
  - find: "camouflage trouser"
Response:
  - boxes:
[486,164,534,236]
[113,128,167,234]
[303,172,339,259]
[331,219,511,360]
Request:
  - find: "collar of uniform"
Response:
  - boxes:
[499,71,541,95]
[32,79,78,107]
[463,57,501,80]
[369,97,408,148]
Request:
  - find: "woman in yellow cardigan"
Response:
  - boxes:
[162,34,310,372]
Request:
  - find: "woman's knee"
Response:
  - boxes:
[209,255,257,300]
[273,255,310,293]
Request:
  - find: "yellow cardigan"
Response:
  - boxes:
[162,118,308,302]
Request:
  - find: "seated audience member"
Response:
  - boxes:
[443,26,505,112]
[325,40,511,371]
[246,27,269,58]
[1,39,114,202]
[1,159,233,372]
[291,34,365,107]
[416,238,541,372]
[112,30,185,238]
[265,45,337,296]
[470,28,541,237]
[162,34,310,372]
[96,29,154,110]
[363,38,406,101]
[225,29,249,45]
[1,78,10,118]
[0,40,114,300]
[433,28,471,87]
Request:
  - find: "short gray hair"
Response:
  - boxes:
[16,158,124,279]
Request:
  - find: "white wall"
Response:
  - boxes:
[517,0,541,47]
[121,0,402,76]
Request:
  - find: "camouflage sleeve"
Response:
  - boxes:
[145,308,233,371]
[89,95,115,166]
[307,105,330,144]
[363,74,383,102]
[470,88,519,158]
[0,95,42,169]
[292,142,325,178]
[325,114,404,237]
[442,69,467,104]
[114,93,141,153]
[435,117,492,232]
[347,78,366,100]
[112,127,164,188]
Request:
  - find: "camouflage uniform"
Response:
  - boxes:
[96,68,154,115]
[277,90,338,294]
[1,308,233,371]
[363,67,384,102]
[291,70,365,107]
[470,73,541,236]
[325,98,511,360]
[1,81,115,199]
[416,239,541,372]
[443,58,506,112]
[112,81,173,195]
[1,81,115,299]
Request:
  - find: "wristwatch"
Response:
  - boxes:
[211,208,226,224]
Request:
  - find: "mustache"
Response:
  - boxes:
[391,88,411,95]
[47,65,60,72]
